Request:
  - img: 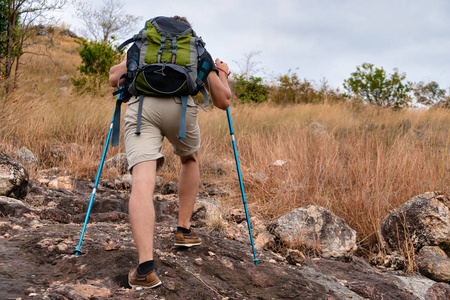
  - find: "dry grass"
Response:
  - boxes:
[1,30,450,256]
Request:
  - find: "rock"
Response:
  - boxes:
[253,172,268,183]
[0,152,29,199]
[46,283,111,299]
[425,282,450,300]
[253,230,275,250]
[371,252,405,270]
[155,175,163,188]
[418,246,450,283]
[192,198,223,228]
[286,249,306,265]
[308,122,326,136]
[381,192,450,252]
[114,174,132,190]
[49,143,81,161]
[40,207,71,223]
[56,75,69,82]
[271,160,287,168]
[48,176,76,190]
[161,181,178,194]
[59,28,78,38]
[13,147,38,164]
[0,196,32,217]
[269,205,357,258]
[394,275,436,300]
[104,153,128,175]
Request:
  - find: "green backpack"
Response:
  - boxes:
[111,16,217,146]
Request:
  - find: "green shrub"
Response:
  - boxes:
[233,74,269,103]
[71,38,123,95]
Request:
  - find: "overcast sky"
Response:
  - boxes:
[54,0,450,90]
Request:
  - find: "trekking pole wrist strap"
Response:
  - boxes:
[217,67,231,78]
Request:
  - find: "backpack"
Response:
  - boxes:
[111,16,217,147]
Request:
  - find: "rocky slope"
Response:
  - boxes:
[1,152,450,299]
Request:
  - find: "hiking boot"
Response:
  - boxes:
[174,228,202,247]
[128,267,162,289]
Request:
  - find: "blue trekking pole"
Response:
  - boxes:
[74,95,123,256]
[226,108,259,266]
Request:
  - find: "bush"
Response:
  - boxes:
[343,63,413,109]
[272,71,318,104]
[71,38,123,95]
[233,74,269,103]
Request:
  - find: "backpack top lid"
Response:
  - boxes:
[150,16,193,36]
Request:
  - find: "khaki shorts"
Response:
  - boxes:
[124,96,200,171]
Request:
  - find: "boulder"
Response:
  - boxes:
[0,152,29,199]
[418,246,450,283]
[381,192,450,252]
[269,205,357,258]
[48,176,76,190]
[114,174,132,190]
[13,147,38,164]
[104,153,128,175]
[0,196,32,217]
[425,282,450,300]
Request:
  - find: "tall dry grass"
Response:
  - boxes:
[1,30,450,255]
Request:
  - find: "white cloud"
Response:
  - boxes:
[54,0,450,89]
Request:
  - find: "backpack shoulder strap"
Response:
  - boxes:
[118,35,138,51]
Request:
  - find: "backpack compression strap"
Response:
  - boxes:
[178,95,188,141]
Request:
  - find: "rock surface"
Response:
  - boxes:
[105,153,129,175]
[0,152,29,199]
[1,169,449,299]
[418,246,450,283]
[381,192,450,252]
[269,205,357,258]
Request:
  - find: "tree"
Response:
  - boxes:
[71,38,123,95]
[343,63,413,109]
[414,81,447,106]
[0,0,66,92]
[233,50,262,80]
[74,0,141,42]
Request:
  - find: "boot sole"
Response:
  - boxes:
[129,280,162,289]
[174,242,202,247]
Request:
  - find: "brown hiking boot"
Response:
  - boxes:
[128,267,162,289]
[174,228,202,247]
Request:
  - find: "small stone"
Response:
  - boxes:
[57,243,69,252]
[286,249,306,265]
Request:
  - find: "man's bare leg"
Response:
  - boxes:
[177,152,199,229]
[129,160,157,263]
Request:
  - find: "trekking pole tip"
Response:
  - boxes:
[253,258,259,266]
[74,249,83,256]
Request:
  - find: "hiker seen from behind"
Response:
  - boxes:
[109,15,231,289]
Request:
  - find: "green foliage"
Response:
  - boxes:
[0,0,6,34]
[233,74,269,103]
[272,71,318,104]
[414,81,447,106]
[343,63,413,109]
[72,38,123,95]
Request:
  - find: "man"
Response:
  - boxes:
[109,16,231,289]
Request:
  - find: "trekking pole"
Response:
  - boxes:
[74,96,122,256]
[226,108,259,266]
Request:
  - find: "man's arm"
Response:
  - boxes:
[206,59,231,110]
[109,57,127,87]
